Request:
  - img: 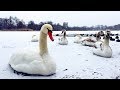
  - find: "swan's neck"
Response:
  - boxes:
[39,31,48,56]
[79,36,81,39]
[104,38,109,46]
[63,32,66,38]
[96,37,100,41]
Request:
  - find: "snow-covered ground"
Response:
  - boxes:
[0,31,120,79]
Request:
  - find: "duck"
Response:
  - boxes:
[110,36,115,41]
[116,39,120,42]
[9,24,56,76]
[81,32,101,47]
[93,32,112,58]
[74,34,82,44]
[31,35,38,42]
[58,29,68,45]
[115,35,119,39]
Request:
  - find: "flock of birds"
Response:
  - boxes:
[8,24,120,77]
[58,29,113,58]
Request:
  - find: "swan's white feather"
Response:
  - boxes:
[58,37,68,45]
[9,47,56,75]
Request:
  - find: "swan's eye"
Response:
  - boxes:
[47,28,52,33]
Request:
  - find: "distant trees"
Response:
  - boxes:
[113,24,120,30]
[53,23,63,31]
[28,21,35,29]
[0,18,4,29]
[0,16,26,30]
[17,20,26,28]
[0,16,120,31]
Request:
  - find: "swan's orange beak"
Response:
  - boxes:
[48,31,54,41]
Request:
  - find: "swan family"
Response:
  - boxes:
[9,24,113,76]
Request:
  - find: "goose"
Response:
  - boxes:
[74,34,82,44]
[58,29,68,45]
[93,32,112,58]
[31,35,38,42]
[9,24,56,76]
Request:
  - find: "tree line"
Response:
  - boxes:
[0,16,120,31]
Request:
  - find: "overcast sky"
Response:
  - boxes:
[0,11,120,27]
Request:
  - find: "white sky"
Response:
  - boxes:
[0,11,120,27]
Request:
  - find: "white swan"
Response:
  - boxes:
[81,32,101,47]
[31,35,38,42]
[9,24,56,76]
[74,34,82,44]
[58,29,68,45]
[93,32,112,58]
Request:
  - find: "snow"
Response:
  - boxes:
[0,31,120,79]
